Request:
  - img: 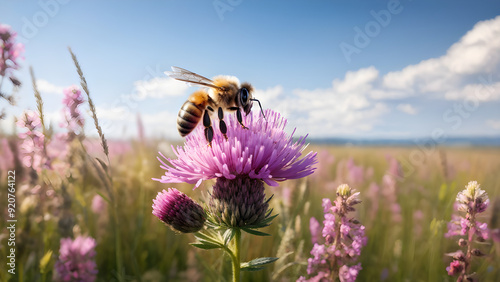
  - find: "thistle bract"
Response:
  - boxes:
[208,176,271,228]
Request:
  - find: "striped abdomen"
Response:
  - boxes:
[177,100,205,137]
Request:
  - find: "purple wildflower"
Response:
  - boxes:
[17,110,48,171]
[152,188,206,233]
[154,109,317,188]
[311,149,335,181]
[310,217,321,245]
[381,155,403,223]
[446,260,464,276]
[334,158,364,187]
[346,158,364,185]
[0,138,14,172]
[91,194,107,214]
[54,236,98,282]
[339,263,362,282]
[60,85,85,136]
[445,181,490,280]
[0,23,24,78]
[300,184,366,282]
[491,228,500,243]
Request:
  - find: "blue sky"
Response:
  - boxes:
[1,0,500,141]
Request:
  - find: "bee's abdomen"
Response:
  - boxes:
[177,101,204,137]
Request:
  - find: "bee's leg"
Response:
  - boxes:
[218,107,228,140]
[236,108,249,129]
[203,110,214,147]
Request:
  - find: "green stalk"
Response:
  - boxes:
[68,48,124,281]
[231,228,241,282]
[112,203,124,281]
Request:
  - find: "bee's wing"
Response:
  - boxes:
[165,66,221,89]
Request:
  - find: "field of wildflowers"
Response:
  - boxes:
[1,23,500,282]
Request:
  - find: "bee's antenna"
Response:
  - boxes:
[251,98,267,122]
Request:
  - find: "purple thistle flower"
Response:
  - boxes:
[54,236,98,282]
[445,181,490,280]
[301,184,366,282]
[152,188,206,233]
[154,109,317,188]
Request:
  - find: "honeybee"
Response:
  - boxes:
[166,66,265,146]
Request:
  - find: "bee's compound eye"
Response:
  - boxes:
[240,88,249,105]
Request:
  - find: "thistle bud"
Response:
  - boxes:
[152,188,206,233]
[208,177,271,228]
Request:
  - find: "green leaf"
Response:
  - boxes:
[245,257,279,266]
[438,183,448,202]
[96,191,111,204]
[262,213,279,224]
[190,242,222,250]
[265,194,274,204]
[96,157,108,172]
[223,228,236,245]
[39,250,53,274]
[194,232,221,245]
[241,266,265,272]
[241,228,270,236]
[241,257,279,271]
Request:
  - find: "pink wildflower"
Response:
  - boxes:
[0,23,24,77]
[17,110,48,171]
[54,236,98,282]
[301,184,366,281]
[60,85,85,135]
[445,181,490,280]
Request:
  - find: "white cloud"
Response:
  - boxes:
[94,105,132,121]
[36,79,65,95]
[444,81,500,101]
[140,110,179,139]
[44,110,63,127]
[486,119,500,130]
[253,85,287,115]
[334,66,379,94]
[380,16,500,100]
[396,103,417,115]
[133,77,190,100]
[91,105,180,139]
[282,67,389,137]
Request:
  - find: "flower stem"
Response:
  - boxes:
[112,203,125,281]
[231,228,241,282]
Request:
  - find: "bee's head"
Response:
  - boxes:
[239,83,254,115]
